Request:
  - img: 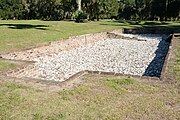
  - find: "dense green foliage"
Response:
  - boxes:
[119,0,180,20]
[74,10,87,22]
[0,0,179,21]
[0,0,119,21]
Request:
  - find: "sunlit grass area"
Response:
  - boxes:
[0,20,180,119]
[174,45,180,81]
[0,20,180,52]
[0,20,126,52]
[0,61,16,72]
[0,75,179,119]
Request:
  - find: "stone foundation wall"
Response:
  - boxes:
[0,28,175,87]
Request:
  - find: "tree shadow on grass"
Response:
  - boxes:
[100,23,131,27]
[143,21,169,25]
[140,25,180,33]
[104,20,142,25]
[100,20,180,33]
[0,24,49,30]
[164,25,180,33]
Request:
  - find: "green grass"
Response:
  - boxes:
[0,75,179,119]
[0,20,180,52]
[0,61,16,72]
[0,20,180,119]
[0,20,129,52]
[104,78,135,93]
[106,78,135,85]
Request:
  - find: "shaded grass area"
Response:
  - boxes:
[0,61,16,72]
[103,20,180,33]
[0,75,179,119]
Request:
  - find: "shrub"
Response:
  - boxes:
[74,10,87,23]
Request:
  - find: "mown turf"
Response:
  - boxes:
[0,20,129,52]
[0,75,179,120]
[0,20,180,52]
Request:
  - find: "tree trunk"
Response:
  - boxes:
[165,0,168,21]
[76,0,81,11]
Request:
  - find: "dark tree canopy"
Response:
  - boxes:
[118,0,180,21]
[0,0,179,21]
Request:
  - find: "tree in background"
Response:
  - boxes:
[101,0,119,19]
[118,0,136,20]
[150,0,166,21]
[61,0,77,19]
[166,0,180,20]
[0,0,25,20]
[76,0,81,11]
[135,0,151,20]
[0,0,179,21]
[23,0,39,19]
[81,0,119,21]
[118,0,180,21]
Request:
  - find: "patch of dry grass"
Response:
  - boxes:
[0,75,179,120]
[174,45,180,81]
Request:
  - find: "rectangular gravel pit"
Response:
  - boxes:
[1,31,172,82]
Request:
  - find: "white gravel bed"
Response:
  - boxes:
[5,34,170,82]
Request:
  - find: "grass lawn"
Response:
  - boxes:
[0,20,129,52]
[0,20,180,52]
[0,20,180,119]
[0,75,179,119]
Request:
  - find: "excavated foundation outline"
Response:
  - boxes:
[0,28,175,87]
